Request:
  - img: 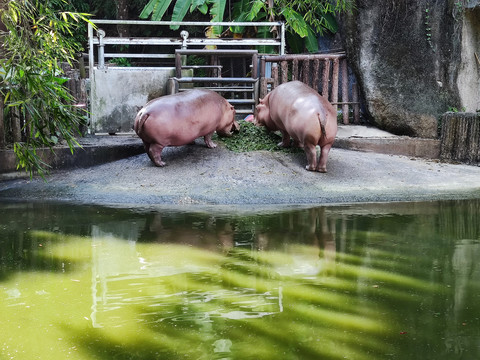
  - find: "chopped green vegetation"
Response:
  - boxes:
[216,121,302,153]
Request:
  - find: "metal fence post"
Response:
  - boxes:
[97,29,106,70]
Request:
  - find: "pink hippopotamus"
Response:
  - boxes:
[134,89,239,167]
[254,80,338,173]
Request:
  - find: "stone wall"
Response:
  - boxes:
[341,0,480,138]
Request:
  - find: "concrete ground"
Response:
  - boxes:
[0,125,479,208]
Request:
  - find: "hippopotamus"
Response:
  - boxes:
[134,89,239,167]
[254,80,338,172]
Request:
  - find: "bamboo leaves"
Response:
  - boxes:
[0,0,89,178]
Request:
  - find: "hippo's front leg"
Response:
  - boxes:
[148,143,166,167]
[204,132,217,149]
[277,131,291,148]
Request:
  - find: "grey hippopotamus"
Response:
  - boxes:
[254,80,338,172]
[134,89,239,167]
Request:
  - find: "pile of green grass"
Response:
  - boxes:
[217,121,303,153]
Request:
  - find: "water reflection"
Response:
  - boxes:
[1,200,480,359]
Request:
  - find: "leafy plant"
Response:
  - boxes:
[109,57,133,67]
[447,106,466,113]
[0,0,92,178]
[231,0,353,53]
[217,120,302,153]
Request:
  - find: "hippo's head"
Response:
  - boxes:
[216,104,240,137]
[254,95,274,130]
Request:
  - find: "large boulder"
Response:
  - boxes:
[340,0,480,138]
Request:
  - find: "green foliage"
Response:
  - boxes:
[231,0,353,53]
[217,121,302,153]
[171,0,193,30]
[209,0,227,36]
[109,57,133,67]
[140,0,226,33]
[140,0,174,21]
[0,0,92,178]
[447,106,466,113]
[139,0,353,53]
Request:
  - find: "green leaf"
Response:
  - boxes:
[256,24,275,54]
[304,25,318,53]
[194,3,209,14]
[283,8,308,38]
[191,0,208,14]
[152,0,174,21]
[52,76,69,85]
[230,0,264,34]
[209,0,227,36]
[140,0,159,19]
[230,11,248,34]
[170,0,193,30]
[286,31,304,54]
[140,0,174,21]
[321,12,338,33]
[248,0,265,21]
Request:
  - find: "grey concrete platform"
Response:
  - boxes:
[1,124,479,207]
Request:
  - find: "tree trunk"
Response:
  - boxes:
[115,0,129,37]
[0,0,6,58]
[0,94,5,149]
[0,1,7,147]
[11,108,21,143]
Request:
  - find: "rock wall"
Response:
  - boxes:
[341,0,480,138]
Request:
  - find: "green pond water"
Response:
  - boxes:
[1,200,480,360]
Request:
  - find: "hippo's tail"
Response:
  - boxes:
[317,113,327,140]
[134,109,149,136]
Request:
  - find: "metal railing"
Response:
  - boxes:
[168,49,259,114]
[87,20,285,78]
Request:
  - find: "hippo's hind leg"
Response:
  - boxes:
[304,144,318,171]
[204,132,217,149]
[142,142,153,163]
[148,143,166,167]
[316,143,333,173]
